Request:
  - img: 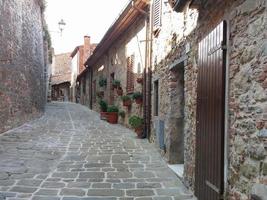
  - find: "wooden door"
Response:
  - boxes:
[195,21,227,200]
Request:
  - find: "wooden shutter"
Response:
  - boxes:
[126,55,135,93]
[153,0,162,30]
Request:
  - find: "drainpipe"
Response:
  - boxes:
[89,67,93,109]
[131,0,150,139]
[146,2,153,139]
[143,17,148,138]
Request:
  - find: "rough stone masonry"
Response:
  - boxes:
[0,0,47,133]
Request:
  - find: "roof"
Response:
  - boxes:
[77,0,149,81]
[51,73,71,85]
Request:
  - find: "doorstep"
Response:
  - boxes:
[168,164,184,179]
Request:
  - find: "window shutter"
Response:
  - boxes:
[126,55,135,93]
[153,0,162,30]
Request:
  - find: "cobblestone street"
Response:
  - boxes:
[0,102,194,200]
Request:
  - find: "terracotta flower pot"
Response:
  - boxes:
[123,99,132,107]
[117,88,123,96]
[136,77,143,84]
[135,97,142,105]
[107,112,118,124]
[100,112,108,120]
[135,127,143,138]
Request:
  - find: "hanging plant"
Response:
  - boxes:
[99,77,107,87]
[117,87,123,96]
[112,79,121,89]
[121,95,132,107]
[132,92,143,105]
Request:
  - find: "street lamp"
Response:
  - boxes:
[58,19,66,36]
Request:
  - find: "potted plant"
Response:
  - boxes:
[99,100,108,120]
[132,92,143,104]
[118,110,125,118]
[112,79,120,89]
[107,105,119,124]
[128,115,144,138]
[117,87,123,96]
[99,77,107,88]
[136,77,143,84]
[121,95,132,107]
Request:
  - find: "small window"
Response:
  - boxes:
[154,80,159,116]
[126,55,135,94]
[153,0,162,33]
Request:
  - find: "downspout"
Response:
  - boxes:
[131,0,150,139]
[143,16,148,138]
[90,67,93,109]
[146,2,153,140]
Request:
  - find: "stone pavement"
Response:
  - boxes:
[0,102,195,200]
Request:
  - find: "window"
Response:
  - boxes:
[126,55,135,94]
[153,0,162,33]
[154,80,159,116]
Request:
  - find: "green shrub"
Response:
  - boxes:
[128,115,144,128]
[98,100,108,112]
[107,105,119,113]
[132,92,142,100]
[119,110,126,118]
[112,79,121,87]
[99,77,107,87]
[121,95,131,101]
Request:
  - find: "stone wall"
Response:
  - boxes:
[227,0,267,199]
[151,0,267,198]
[86,16,147,128]
[0,0,47,133]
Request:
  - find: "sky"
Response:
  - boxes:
[45,0,129,54]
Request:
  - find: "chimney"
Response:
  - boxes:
[83,36,91,63]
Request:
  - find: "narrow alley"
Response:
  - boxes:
[0,102,194,200]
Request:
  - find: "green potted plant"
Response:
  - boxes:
[128,115,144,138]
[117,86,123,96]
[132,92,143,104]
[99,77,107,87]
[99,100,108,120]
[121,95,132,107]
[118,110,125,118]
[107,105,119,124]
[112,79,120,89]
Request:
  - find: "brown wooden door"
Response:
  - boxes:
[195,21,227,200]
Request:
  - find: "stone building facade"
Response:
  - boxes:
[0,0,48,133]
[51,53,72,101]
[70,36,97,102]
[78,0,149,128]
[150,0,267,199]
